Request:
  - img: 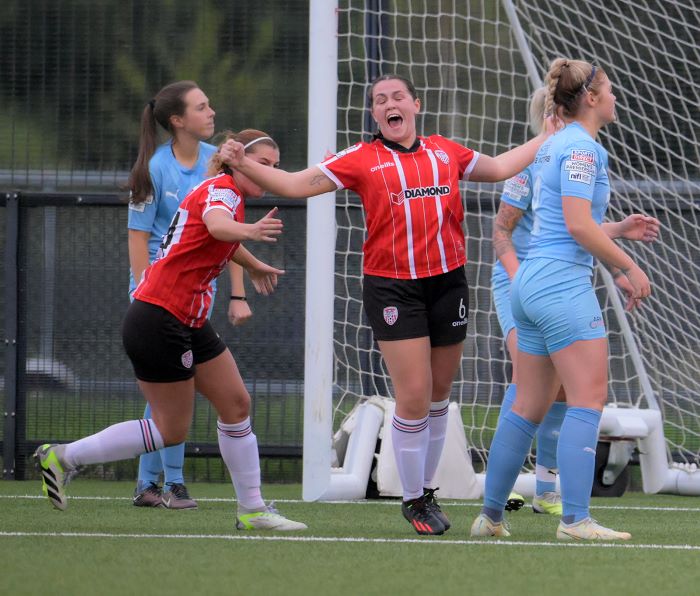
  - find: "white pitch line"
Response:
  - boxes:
[1,494,699,513]
[1,531,700,551]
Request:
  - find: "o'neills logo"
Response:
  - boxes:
[390,185,450,205]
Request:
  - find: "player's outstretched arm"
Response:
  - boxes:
[230,245,284,296]
[219,140,337,199]
[203,207,283,243]
[602,213,660,242]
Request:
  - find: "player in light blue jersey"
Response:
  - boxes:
[474,58,659,541]
[127,81,251,509]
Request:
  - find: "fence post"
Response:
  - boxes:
[3,192,19,479]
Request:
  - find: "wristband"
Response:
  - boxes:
[230,295,247,301]
[612,270,625,280]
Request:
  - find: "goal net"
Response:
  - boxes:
[306,0,700,496]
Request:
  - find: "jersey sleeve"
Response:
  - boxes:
[434,137,480,180]
[500,168,532,211]
[559,141,601,201]
[316,143,365,190]
[127,162,161,231]
[201,182,243,220]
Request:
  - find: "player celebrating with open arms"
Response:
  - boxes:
[472,59,653,541]
[36,130,307,532]
[219,73,557,535]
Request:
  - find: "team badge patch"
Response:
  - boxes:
[383,306,399,326]
[181,350,194,369]
[435,149,450,165]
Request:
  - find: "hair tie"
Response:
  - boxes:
[148,99,156,110]
[243,136,273,150]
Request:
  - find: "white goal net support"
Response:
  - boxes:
[303,0,700,500]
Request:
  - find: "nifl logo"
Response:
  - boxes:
[383,306,398,326]
[390,185,450,205]
[434,150,450,165]
[589,316,605,329]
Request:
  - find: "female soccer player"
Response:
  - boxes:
[36,130,307,531]
[218,74,556,535]
[491,88,658,516]
[127,81,252,509]
[472,59,653,541]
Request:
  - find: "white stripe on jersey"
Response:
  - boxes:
[390,150,417,279]
[425,149,449,274]
[462,151,481,180]
[317,163,344,190]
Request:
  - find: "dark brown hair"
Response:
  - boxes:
[127,80,200,204]
[367,73,419,104]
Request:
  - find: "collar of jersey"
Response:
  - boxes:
[373,133,421,154]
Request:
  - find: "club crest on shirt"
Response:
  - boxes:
[434,149,450,165]
[383,306,399,326]
[181,349,194,369]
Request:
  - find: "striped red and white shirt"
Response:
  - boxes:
[318,135,479,279]
[133,173,245,327]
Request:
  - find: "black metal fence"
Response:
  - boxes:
[1,192,307,482]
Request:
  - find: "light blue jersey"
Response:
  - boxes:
[127,139,217,294]
[526,122,610,268]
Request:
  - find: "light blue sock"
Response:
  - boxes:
[535,401,567,495]
[557,407,601,524]
[496,384,517,427]
[137,403,163,490]
[482,410,538,522]
[161,442,186,487]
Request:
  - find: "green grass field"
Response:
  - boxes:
[2,480,700,596]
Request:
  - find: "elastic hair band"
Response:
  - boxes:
[148,99,156,109]
[583,66,597,90]
[243,136,273,150]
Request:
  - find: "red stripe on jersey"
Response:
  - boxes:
[319,136,477,279]
[133,173,245,327]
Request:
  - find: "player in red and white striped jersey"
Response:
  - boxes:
[35,131,307,531]
[221,74,557,535]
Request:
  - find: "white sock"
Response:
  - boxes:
[63,419,164,468]
[424,399,449,489]
[391,414,430,501]
[217,418,265,511]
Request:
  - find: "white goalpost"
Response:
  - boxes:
[304,0,700,501]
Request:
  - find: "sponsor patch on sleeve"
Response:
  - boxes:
[128,193,153,212]
[502,173,530,201]
[207,185,241,212]
[565,149,597,184]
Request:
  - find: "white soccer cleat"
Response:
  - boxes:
[470,513,511,537]
[236,502,307,531]
[556,517,631,541]
[34,444,70,511]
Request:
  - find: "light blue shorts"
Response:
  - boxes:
[511,258,605,356]
[491,262,516,339]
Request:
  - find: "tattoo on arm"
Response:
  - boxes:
[492,204,524,258]
[309,174,328,188]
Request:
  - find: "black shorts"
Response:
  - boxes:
[362,266,470,346]
[121,300,227,382]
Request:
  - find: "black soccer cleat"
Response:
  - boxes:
[401,494,446,535]
[422,487,451,531]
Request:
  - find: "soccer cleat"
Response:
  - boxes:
[505,491,525,512]
[162,483,198,510]
[236,502,307,531]
[532,491,563,515]
[401,495,445,535]
[133,482,164,508]
[34,444,70,511]
[422,487,451,531]
[470,513,511,537]
[556,517,631,541]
